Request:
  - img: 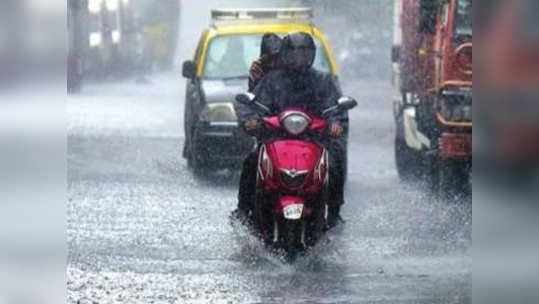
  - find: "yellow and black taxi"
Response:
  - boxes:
[182,8,340,172]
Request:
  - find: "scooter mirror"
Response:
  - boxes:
[338,96,358,110]
[235,93,255,106]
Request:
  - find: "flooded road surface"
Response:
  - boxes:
[67,72,471,303]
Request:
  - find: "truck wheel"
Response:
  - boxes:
[425,159,440,195]
[188,153,207,176]
[67,76,82,94]
[187,131,207,176]
[438,160,470,200]
[395,136,422,181]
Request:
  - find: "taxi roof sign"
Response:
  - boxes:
[211,8,313,21]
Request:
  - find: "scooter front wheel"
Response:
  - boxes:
[279,219,306,262]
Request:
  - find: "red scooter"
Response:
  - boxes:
[235,93,357,258]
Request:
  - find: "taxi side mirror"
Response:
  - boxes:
[182,60,197,79]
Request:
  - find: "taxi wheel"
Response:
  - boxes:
[187,133,208,175]
[187,147,202,169]
[188,151,208,176]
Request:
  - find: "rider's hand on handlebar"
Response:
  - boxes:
[330,123,344,137]
[244,118,259,131]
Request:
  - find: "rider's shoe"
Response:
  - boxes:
[326,204,345,230]
[230,208,253,227]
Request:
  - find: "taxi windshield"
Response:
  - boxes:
[203,34,331,79]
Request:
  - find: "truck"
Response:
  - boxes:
[83,0,179,78]
[68,0,89,93]
[85,0,131,77]
[392,0,472,197]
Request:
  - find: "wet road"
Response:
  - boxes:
[67,71,471,303]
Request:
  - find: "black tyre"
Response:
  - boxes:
[282,220,303,262]
[425,159,440,195]
[67,76,82,94]
[395,136,423,181]
[188,155,207,176]
[438,160,471,200]
[187,132,208,176]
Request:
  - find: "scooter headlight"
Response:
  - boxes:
[281,113,311,135]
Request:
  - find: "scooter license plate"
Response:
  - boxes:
[283,204,303,220]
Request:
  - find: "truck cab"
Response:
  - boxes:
[392,0,472,197]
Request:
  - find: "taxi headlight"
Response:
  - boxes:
[200,102,237,122]
[282,113,310,135]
